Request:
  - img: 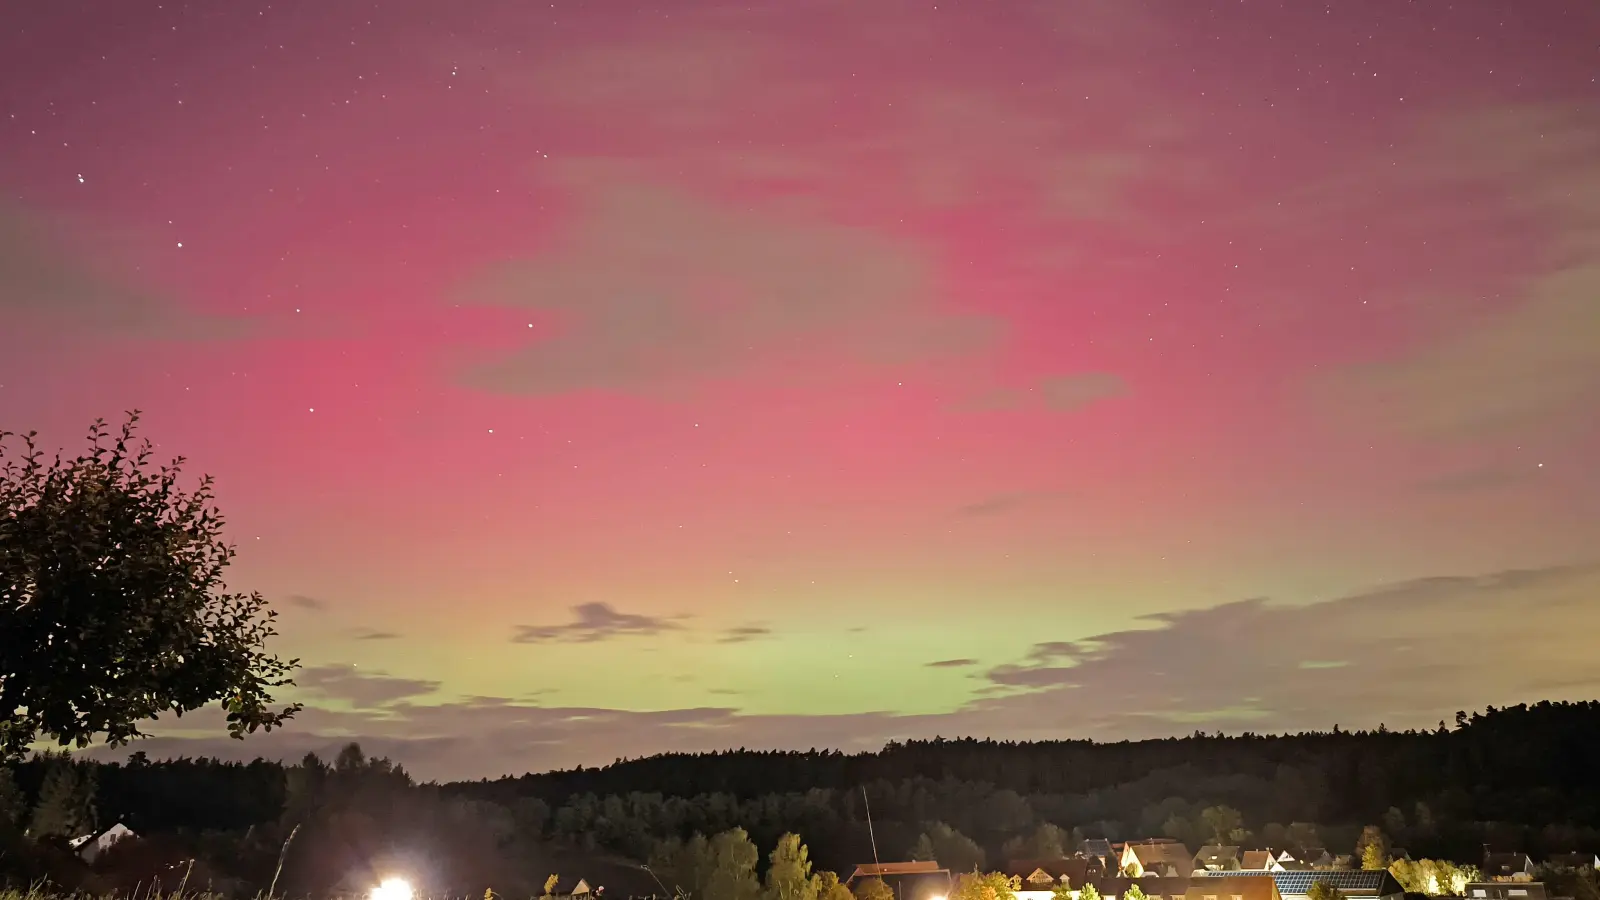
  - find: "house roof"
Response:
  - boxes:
[68,822,135,851]
[1082,840,1115,860]
[1465,884,1549,900]
[1097,876,1195,897]
[1241,852,1272,871]
[1004,859,1095,886]
[1196,847,1242,868]
[1485,853,1534,875]
[1544,852,1599,869]
[1203,869,1403,898]
[849,862,946,880]
[1186,875,1282,900]
[1127,842,1195,875]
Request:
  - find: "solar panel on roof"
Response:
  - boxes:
[1201,870,1393,896]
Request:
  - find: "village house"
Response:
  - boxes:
[1081,840,1118,872]
[1122,841,1196,878]
[1185,875,1282,900]
[1194,846,1243,872]
[1485,853,1537,882]
[1239,851,1287,872]
[1466,883,1549,900]
[67,822,136,864]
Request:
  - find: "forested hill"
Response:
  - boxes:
[480,701,1599,816]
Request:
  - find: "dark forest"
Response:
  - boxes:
[2,702,1597,897]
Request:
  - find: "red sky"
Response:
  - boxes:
[2,0,1598,781]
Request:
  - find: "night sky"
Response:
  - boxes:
[2,0,1598,781]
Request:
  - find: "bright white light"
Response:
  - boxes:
[371,877,415,900]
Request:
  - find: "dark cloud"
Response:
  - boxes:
[718,625,772,644]
[0,202,249,340]
[926,658,979,669]
[351,629,402,641]
[976,564,1600,733]
[285,594,328,611]
[458,173,999,395]
[93,565,1600,782]
[294,665,442,709]
[511,602,681,644]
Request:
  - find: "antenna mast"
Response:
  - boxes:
[862,785,881,866]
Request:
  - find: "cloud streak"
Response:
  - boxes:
[95,564,1600,781]
[511,602,682,644]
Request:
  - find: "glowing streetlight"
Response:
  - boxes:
[371,877,415,900]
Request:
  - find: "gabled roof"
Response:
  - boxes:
[1004,859,1094,886]
[1187,875,1282,900]
[1241,851,1272,871]
[848,862,946,882]
[1485,853,1535,875]
[1126,842,1195,876]
[68,822,135,851]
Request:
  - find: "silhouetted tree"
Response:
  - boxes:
[0,413,299,758]
[28,755,96,838]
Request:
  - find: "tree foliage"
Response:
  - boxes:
[1389,859,1481,896]
[1306,881,1346,900]
[705,827,762,900]
[815,871,855,900]
[914,821,985,873]
[854,878,894,900]
[26,753,97,838]
[1002,823,1067,862]
[765,833,819,900]
[1356,825,1389,870]
[0,413,299,757]
[951,872,1019,900]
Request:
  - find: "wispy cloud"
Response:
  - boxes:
[718,625,772,644]
[1313,105,1600,442]
[926,658,979,669]
[294,665,441,709]
[459,171,998,396]
[285,594,327,612]
[511,602,682,644]
[0,202,250,341]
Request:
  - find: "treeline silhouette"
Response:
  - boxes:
[1,701,1597,897]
